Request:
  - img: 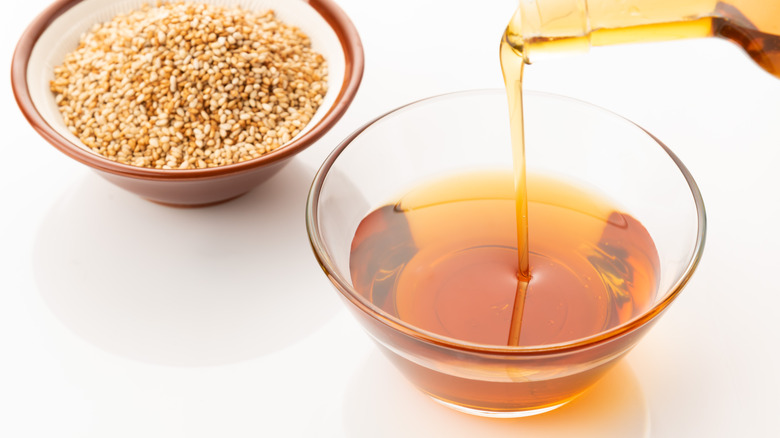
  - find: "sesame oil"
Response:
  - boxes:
[349,172,661,348]
[347,0,780,352]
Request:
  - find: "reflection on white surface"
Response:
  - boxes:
[33,160,338,366]
[306,351,649,438]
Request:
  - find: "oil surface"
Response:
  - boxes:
[349,172,660,347]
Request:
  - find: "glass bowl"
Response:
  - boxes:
[306,89,706,417]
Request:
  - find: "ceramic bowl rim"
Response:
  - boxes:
[11,0,364,180]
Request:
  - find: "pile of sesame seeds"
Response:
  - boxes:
[50,1,328,169]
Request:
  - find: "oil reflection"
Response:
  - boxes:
[328,351,649,437]
[33,160,338,366]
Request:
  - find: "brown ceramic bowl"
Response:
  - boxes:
[12,0,363,207]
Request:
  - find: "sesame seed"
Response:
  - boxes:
[50,1,328,169]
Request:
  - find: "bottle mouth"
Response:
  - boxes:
[510,0,593,64]
[504,7,528,63]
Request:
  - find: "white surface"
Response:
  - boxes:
[2,0,779,436]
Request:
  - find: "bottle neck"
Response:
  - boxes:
[514,0,721,62]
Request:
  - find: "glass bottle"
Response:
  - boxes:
[505,0,780,78]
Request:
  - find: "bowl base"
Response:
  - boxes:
[145,192,248,208]
[429,396,571,418]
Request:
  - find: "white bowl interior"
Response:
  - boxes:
[28,0,346,155]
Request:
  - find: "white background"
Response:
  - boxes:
[2,0,780,436]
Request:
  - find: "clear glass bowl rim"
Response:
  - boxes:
[306,89,707,356]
